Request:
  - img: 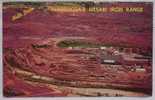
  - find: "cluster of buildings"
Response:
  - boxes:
[66,45,151,76]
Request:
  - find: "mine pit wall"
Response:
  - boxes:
[13,67,151,95]
[3,47,152,95]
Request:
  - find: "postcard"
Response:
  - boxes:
[3,1,153,97]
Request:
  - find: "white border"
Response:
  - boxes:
[1,0,154,2]
[0,0,154,100]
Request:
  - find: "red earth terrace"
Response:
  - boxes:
[3,2,153,97]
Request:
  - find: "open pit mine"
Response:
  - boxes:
[3,2,152,97]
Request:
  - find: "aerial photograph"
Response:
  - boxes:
[3,1,153,97]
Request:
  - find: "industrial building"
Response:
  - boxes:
[100,55,123,65]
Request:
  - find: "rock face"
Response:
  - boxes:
[3,38,152,96]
